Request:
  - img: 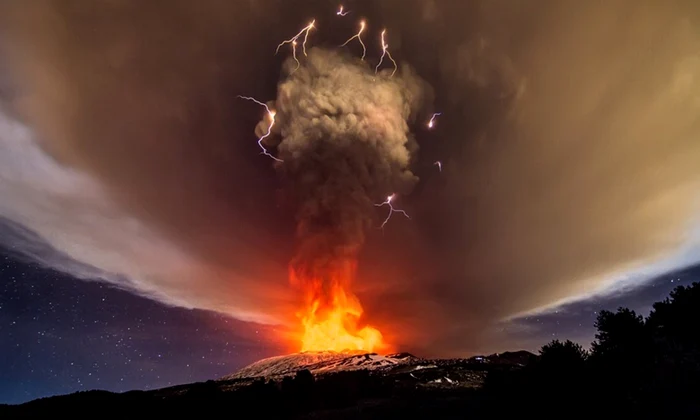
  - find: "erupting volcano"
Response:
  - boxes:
[292,259,384,353]
[249,48,428,353]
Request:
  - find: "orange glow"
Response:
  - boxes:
[290,260,385,353]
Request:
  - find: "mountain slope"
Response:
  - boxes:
[0,349,538,418]
[220,351,419,380]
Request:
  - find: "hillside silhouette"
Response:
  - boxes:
[2,282,699,418]
[485,282,700,416]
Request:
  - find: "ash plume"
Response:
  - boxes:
[264,48,429,302]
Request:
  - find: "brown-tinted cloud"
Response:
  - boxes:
[0,0,300,329]
[1,0,699,356]
[360,0,700,355]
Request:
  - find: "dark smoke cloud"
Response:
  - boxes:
[0,0,699,356]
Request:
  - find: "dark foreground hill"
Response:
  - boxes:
[0,350,534,419]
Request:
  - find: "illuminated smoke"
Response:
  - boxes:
[261,47,428,324]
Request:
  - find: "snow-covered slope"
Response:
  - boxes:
[220,351,418,381]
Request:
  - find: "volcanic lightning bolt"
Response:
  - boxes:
[276,20,316,71]
[341,20,367,60]
[375,29,397,77]
[428,112,441,129]
[336,5,349,16]
[236,95,282,162]
[290,41,300,72]
[374,193,410,229]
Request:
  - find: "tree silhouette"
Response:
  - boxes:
[648,282,700,352]
[591,308,648,358]
[529,339,590,406]
[589,307,653,407]
[645,282,700,412]
[486,284,700,416]
[539,339,588,368]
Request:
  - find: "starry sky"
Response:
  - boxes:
[510,263,700,350]
[0,249,283,405]
[1,0,700,405]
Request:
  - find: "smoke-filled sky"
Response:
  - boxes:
[1,0,700,357]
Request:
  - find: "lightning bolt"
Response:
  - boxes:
[427,112,442,129]
[276,20,316,71]
[291,41,299,72]
[374,193,410,229]
[237,95,283,163]
[434,161,442,172]
[341,20,367,60]
[375,30,397,77]
[336,5,349,16]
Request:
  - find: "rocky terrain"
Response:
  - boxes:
[220,351,418,380]
[215,349,534,391]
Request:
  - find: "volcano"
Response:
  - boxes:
[220,351,419,381]
[217,350,536,388]
[0,350,536,418]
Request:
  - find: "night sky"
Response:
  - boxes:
[0,249,283,405]
[510,263,700,350]
[2,243,697,404]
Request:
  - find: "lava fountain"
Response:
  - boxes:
[291,259,384,352]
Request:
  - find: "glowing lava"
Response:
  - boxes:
[290,260,384,353]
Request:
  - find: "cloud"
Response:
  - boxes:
[0,0,296,328]
[0,0,699,356]
[0,111,286,324]
[357,0,700,354]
